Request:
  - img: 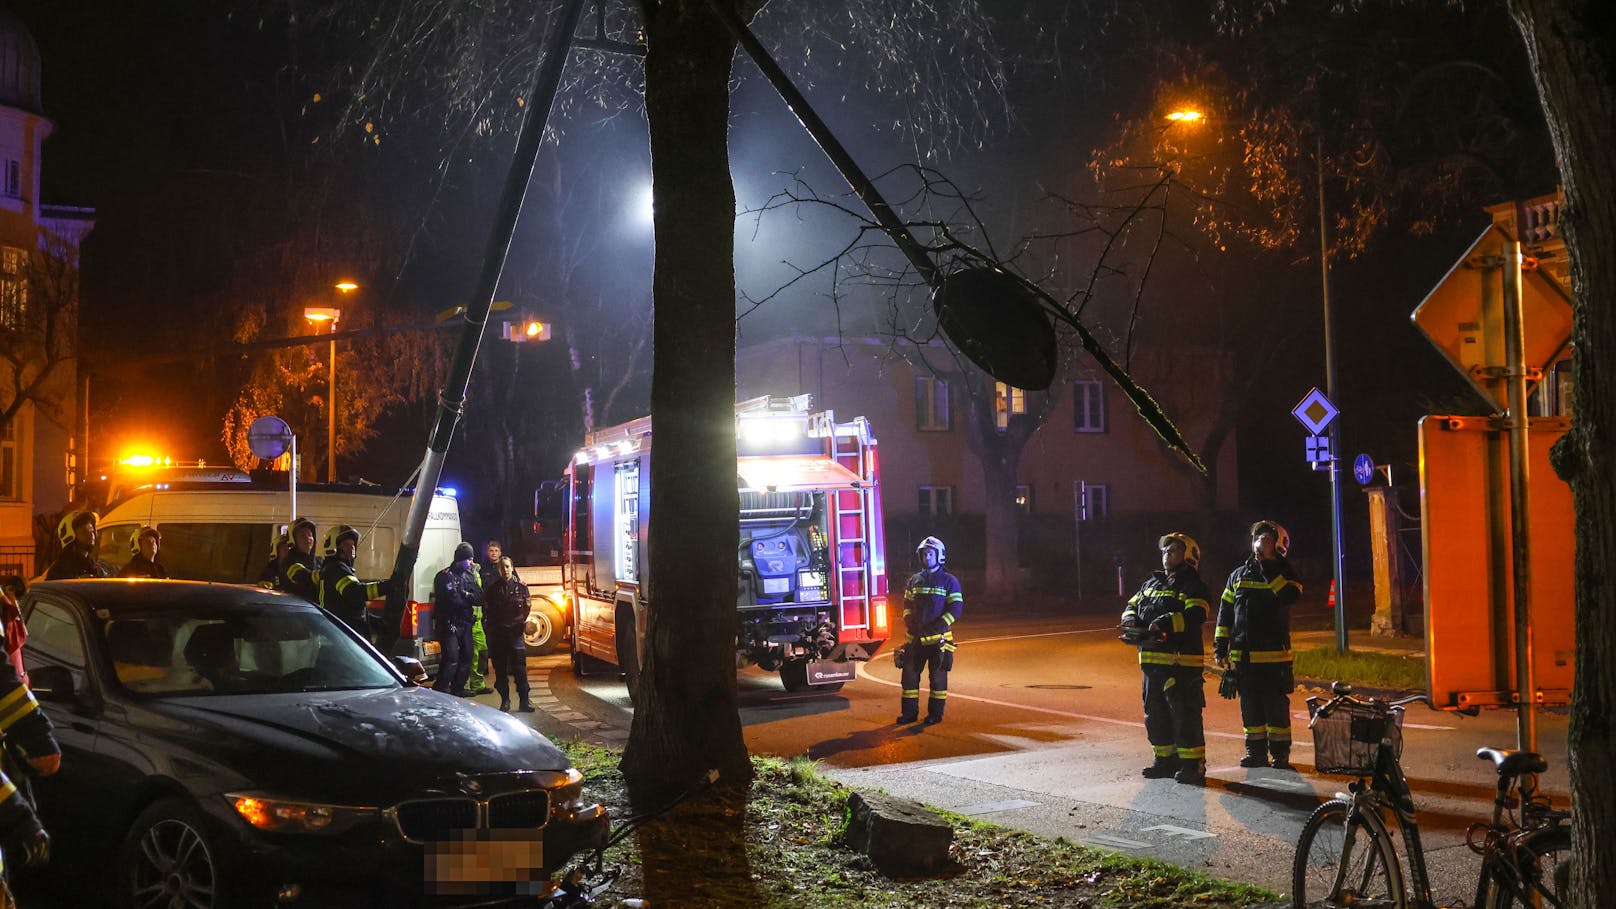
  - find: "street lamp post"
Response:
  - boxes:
[304,293,349,483]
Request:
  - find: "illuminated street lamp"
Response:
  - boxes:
[501,318,552,342]
[303,303,344,482]
[1166,107,1349,651]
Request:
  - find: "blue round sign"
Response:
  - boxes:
[1353,453,1376,486]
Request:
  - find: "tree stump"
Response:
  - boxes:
[844,791,953,877]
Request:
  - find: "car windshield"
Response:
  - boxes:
[101,603,399,697]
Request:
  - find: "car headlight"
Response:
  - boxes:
[226,792,377,834]
[551,767,585,808]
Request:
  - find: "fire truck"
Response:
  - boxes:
[563,394,891,693]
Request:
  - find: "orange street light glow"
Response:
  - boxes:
[525,320,543,338]
[303,306,341,324]
[1166,109,1204,123]
[334,281,359,293]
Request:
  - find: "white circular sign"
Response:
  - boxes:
[247,415,294,460]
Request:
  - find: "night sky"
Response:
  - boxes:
[9,1,1550,572]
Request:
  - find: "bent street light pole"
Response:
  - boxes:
[1320,135,1348,654]
[380,0,587,652]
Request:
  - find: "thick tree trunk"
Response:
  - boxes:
[620,0,753,804]
[1505,2,1616,904]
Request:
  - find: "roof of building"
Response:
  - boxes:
[0,10,42,115]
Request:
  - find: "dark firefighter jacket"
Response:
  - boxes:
[44,545,111,581]
[118,554,168,579]
[1215,557,1303,664]
[483,576,531,634]
[277,550,322,603]
[433,563,484,632]
[319,558,385,629]
[0,652,59,841]
[903,567,963,651]
[1122,564,1210,667]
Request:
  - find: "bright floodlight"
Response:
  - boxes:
[1166,109,1204,123]
[638,183,655,224]
[334,281,359,293]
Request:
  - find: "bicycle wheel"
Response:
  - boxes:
[1477,826,1571,909]
[1293,798,1406,909]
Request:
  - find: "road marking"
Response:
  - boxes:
[1141,824,1215,841]
[954,799,1041,816]
[1085,833,1152,850]
[856,661,1294,745]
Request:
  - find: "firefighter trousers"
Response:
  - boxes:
[1236,661,1293,748]
[1141,664,1205,761]
[899,643,951,721]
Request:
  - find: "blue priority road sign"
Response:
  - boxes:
[1292,387,1339,435]
[1306,434,1332,464]
[1353,453,1376,485]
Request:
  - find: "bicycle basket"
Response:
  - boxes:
[1309,699,1404,776]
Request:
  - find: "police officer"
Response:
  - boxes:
[432,542,484,697]
[0,622,61,903]
[118,526,168,579]
[1215,520,1304,769]
[318,525,389,636]
[897,536,963,726]
[277,518,321,603]
[1121,532,1211,784]
[45,511,111,580]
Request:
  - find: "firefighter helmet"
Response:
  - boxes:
[1157,532,1200,568]
[1250,520,1290,557]
[915,536,947,565]
[322,524,361,557]
[289,517,317,546]
[129,525,162,555]
[57,511,98,548]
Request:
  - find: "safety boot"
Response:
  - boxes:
[1140,755,1179,779]
[1269,743,1293,770]
[1174,759,1206,785]
[1239,740,1270,768]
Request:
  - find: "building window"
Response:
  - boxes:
[1014,484,1034,515]
[0,247,26,330]
[0,417,17,501]
[915,376,952,431]
[918,485,954,516]
[1074,379,1107,433]
[3,160,17,198]
[1074,481,1109,522]
[994,382,1027,431]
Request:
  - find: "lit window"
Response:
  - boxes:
[0,247,26,330]
[918,485,954,516]
[915,376,952,432]
[1074,380,1106,433]
[994,382,1027,431]
[0,417,17,500]
[1013,484,1034,515]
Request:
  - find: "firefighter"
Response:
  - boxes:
[896,536,963,726]
[44,511,111,580]
[1121,532,1211,784]
[0,619,62,903]
[277,518,321,603]
[318,525,389,636]
[259,527,291,589]
[1215,520,1304,770]
[483,556,534,713]
[432,542,485,697]
[118,526,168,579]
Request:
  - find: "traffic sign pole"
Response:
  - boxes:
[1502,238,1536,753]
[1318,146,1349,656]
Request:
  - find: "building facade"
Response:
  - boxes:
[0,12,92,578]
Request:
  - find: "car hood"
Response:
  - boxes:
[143,687,571,803]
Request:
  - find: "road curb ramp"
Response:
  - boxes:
[845,791,953,877]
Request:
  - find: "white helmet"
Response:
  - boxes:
[1250,520,1291,557]
[916,536,946,565]
[1157,532,1200,568]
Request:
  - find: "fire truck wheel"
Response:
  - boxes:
[615,607,641,699]
[524,597,565,655]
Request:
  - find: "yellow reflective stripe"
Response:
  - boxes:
[366,581,384,599]
[902,690,920,697]
[942,613,956,625]
[902,607,913,617]
[908,587,948,596]
[1127,593,1142,607]
[1235,579,1277,590]
[336,575,359,593]
[1177,746,1206,759]
[1184,598,1208,612]
[947,592,963,602]
[1121,609,1138,621]
[1170,614,1185,633]
[1138,651,1178,665]
[0,687,39,732]
[1213,626,1230,640]
[1153,744,1176,757]
[1222,588,1236,603]
[1243,725,1266,735]
[1267,726,1292,740]
[1163,675,1177,689]
[1247,649,1293,663]
[0,778,14,804]
[929,691,947,700]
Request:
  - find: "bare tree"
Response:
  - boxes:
[0,233,81,434]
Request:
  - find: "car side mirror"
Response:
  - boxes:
[391,655,428,686]
[29,665,78,704]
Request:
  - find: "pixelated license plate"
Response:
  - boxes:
[425,830,546,895]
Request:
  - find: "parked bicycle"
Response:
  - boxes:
[1291,682,1571,909]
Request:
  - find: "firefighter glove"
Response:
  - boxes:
[1219,667,1239,700]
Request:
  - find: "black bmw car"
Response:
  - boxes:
[15,580,608,908]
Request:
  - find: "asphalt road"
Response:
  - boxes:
[542,613,1571,904]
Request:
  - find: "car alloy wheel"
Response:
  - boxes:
[123,800,219,909]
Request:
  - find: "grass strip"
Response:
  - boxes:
[1292,645,1424,691]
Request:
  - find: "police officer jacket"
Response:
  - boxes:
[1215,557,1303,664]
[278,550,322,603]
[1122,564,1210,667]
[0,654,60,841]
[45,546,111,580]
[319,558,384,629]
[119,554,168,579]
[433,563,484,632]
[483,576,530,634]
[903,567,963,651]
